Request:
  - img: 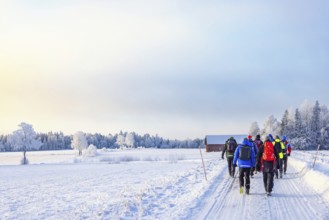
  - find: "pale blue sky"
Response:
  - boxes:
[1,0,329,139]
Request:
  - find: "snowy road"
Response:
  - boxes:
[191,158,329,220]
[1,149,329,219]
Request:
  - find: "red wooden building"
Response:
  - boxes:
[204,135,247,152]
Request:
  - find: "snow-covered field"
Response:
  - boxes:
[1,148,329,220]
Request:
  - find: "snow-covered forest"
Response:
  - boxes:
[0,130,203,152]
[1,100,328,152]
[249,100,329,150]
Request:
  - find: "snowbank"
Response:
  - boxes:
[290,151,329,203]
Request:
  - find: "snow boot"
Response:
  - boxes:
[246,188,250,195]
[240,187,244,194]
[280,173,283,178]
[266,192,272,196]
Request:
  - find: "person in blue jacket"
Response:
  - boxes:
[233,138,256,195]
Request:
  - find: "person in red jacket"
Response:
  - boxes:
[256,136,279,196]
[282,135,292,174]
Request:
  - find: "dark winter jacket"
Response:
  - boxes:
[233,138,255,168]
[273,138,285,159]
[256,140,279,172]
[254,137,263,151]
[222,138,237,159]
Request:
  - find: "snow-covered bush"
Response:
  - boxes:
[83,144,98,157]
[168,154,185,164]
[100,147,110,152]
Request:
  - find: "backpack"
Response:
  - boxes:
[239,145,251,160]
[263,141,275,161]
[227,139,236,153]
[281,142,287,153]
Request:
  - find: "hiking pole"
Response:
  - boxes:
[199,144,208,181]
[312,144,321,168]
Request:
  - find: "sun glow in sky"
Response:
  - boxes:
[1,0,329,139]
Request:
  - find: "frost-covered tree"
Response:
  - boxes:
[125,132,135,148]
[292,108,303,138]
[154,135,163,148]
[249,122,260,137]
[300,100,314,122]
[8,122,42,165]
[310,100,321,149]
[143,134,155,148]
[280,109,294,138]
[116,134,126,149]
[319,105,329,149]
[290,108,307,150]
[260,115,280,138]
[71,131,88,156]
[299,100,313,140]
[320,105,329,129]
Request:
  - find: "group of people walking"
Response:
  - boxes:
[221,134,292,196]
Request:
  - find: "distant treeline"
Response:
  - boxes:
[0,131,204,152]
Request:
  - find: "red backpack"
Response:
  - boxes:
[262,141,275,161]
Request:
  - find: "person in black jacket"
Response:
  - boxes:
[222,137,238,177]
[256,136,279,196]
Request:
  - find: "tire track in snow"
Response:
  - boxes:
[203,172,266,220]
[202,174,237,219]
[184,160,236,220]
[238,174,270,220]
[270,166,328,220]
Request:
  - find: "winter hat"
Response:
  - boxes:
[282,136,287,141]
[256,134,260,139]
[248,135,252,139]
[275,135,280,139]
[242,138,249,145]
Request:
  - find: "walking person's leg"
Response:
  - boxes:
[267,171,274,195]
[227,158,232,176]
[275,161,279,179]
[250,167,254,178]
[263,171,268,192]
[245,168,251,194]
[284,157,288,174]
[279,159,283,178]
[231,158,236,177]
[239,168,245,193]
